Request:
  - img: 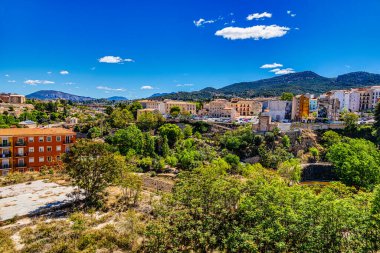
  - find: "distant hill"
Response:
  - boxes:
[26,90,94,102]
[149,92,175,98]
[149,71,380,100]
[107,96,128,101]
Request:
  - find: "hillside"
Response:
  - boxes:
[26,90,94,102]
[150,71,380,100]
[107,96,128,101]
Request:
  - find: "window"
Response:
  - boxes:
[39,147,44,152]
[29,157,34,163]
[56,145,61,151]
[47,146,52,152]
[56,156,61,161]
[47,156,52,162]
[39,157,44,162]
[47,136,52,142]
[28,137,34,143]
[56,136,61,142]
[29,147,34,153]
[39,137,44,142]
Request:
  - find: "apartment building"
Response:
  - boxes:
[262,100,292,122]
[0,128,76,176]
[230,99,262,117]
[164,100,197,115]
[317,96,340,121]
[0,93,26,104]
[291,95,310,121]
[139,100,166,114]
[199,99,238,119]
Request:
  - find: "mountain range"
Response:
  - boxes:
[26,90,128,102]
[24,71,380,102]
[151,71,380,100]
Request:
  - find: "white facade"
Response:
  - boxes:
[349,91,360,112]
[371,86,380,108]
[329,90,350,111]
[266,100,291,122]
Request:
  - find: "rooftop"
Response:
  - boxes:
[0,127,75,136]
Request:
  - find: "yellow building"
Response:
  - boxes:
[230,99,262,116]
[164,100,197,115]
[291,95,310,121]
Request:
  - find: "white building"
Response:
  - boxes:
[328,90,350,111]
[264,100,292,122]
[349,90,361,112]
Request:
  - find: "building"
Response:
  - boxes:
[0,93,26,104]
[252,115,279,132]
[139,100,166,114]
[349,89,361,112]
[263,100,292,122]
[327,90,350,111]
[0,128,76,176]
[200,99,239,119]
[309,98,318,113]
[291,95,310,121]
[371,86,380,109]
[137,108,161,118]
[164,100,197,115]
[230,99,262,117]
[19,120,37,128]
[317,96,340,121]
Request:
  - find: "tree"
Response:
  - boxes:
[223,153,240,173]
[309,147,319,162]
[159,123,183,147]
[137,111,165,131]
[117,170,142,208]
[375,102,380,140]
[183,124,193,138]
[278,158,302,183]
[143,132,156,157]
[63,141,125,206]
[110,108,134,128]
[342,112,359,132]
[88,127,102,139]
[161,136,170,157]
[321,130,342,147]
[327,138,380,189]
[169,106,181,117]
[282,135,291,148]
[127,101,143,119]
[110,125,144,155]
[280,92,294,101]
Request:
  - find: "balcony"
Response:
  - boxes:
[15,152,28,157]
[0,143,11,148]
[15,141,27,147]
[16,163,27,168]
[0,153,12,158]
[64,140,74,144]
[1,165,10,169]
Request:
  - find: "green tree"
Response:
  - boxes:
[309,147,319,162]
[88,127,102,139]
[63,141,125,206]
[280,92,294,101]
[183,124,193,138]
[161,136,170,157]
[159,123,183,147]
[143,132,156,157]
[169,106,181,117]
[278,158,302,183]
[327,138,380,189]
[110,124,144,155]
[127,101,143,119]
[110,108,134,128]
[321,130,342,147]
[282,135,291,148]
[342,112,359,132]
[137,111,165,131]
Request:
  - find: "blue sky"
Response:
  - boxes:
[1,0,380,99]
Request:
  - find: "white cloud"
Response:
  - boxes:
[60,70,69,75]
[215,25,290,40]
[4,74,9,77]
[47,71,52,75]
[90,67,96,71]
[64,82,76,85]
[98,56,134,64]
[140,85,154,90]
[176,84,194,87]
[247,12,272,21]
[8,80,16,83]
[272,68,296,75]
[96,86,126,92]
[24,80,55,85]
[287,10,296,17]
[261,63,283,69]
[193,18,215,27]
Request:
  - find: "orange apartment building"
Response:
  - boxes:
[291,95,310,121]
[0,128,76,176]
